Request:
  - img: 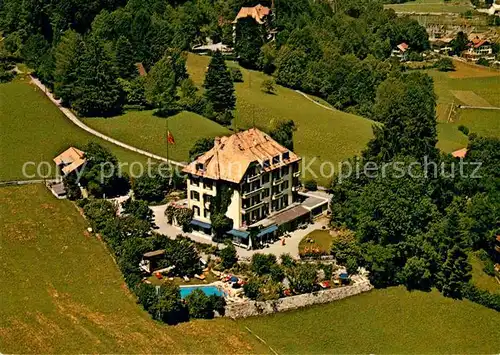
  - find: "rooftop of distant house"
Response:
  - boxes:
[135,62,147,76]
[233,4,271,24]
[53,147,86,175]
[451,148,467,159]
[397,42,409,52]
[182,128,300,184]
[469,37,490,49]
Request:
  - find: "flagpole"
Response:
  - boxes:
[166,118,169,163]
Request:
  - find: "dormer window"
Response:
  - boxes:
[263,159,270,168]
[272,155,280,165]
[196,163,205,171]
[283,152,290,161]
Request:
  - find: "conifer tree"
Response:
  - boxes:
[203,50,235,125]
[72,36,124,117]
[437,246,471,299]
[115,36,137,79]
[54,30,84,106]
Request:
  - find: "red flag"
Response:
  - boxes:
[167,131,175,145]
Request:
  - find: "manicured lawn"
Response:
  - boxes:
[0,184,265,353]
[298,229,333,254]
[384,0,472,13]
[470,253,500,295]
[187,54,375,186]
[82,110,231,164]
[0,77,151,181]
[240,286,500,354]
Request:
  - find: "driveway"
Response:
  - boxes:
[236,219,329,259]
[150,203,329,259]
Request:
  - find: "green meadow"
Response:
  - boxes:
[0,76,150,181]
[240,286,500,354]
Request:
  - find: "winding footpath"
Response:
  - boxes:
[29,76,186,168]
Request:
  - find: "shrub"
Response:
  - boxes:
[185,289,215,319]
[243,277,262,300]
[280,253,296,268]
[476,58,489,67]
[270,264,285,282]
[303,179,318,191]
[458,125,469,136]
[462,283,500,312]
[230,67,243,82]
[251,253,277,276]
[260,79,276,94]
[149,283,188,324]
[220,243,238,270]
[408,51,423,62]
[435,57,455,72]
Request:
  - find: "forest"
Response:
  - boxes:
[1,0,429,119]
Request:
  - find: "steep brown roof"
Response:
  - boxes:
[182,128,300,183]
[53,147,86,175]
[233,4,271,24]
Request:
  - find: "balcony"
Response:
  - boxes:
[242,185,264,199]
[272,177,284,186]
[247,173,261,183]
[241,200,265,214]
[272,190,286,200]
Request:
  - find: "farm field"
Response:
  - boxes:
[83,110,231,165]
[187,54,375,186]
[0,77,151,181]
[0,184,265,353]
[240,286,500,354]
[430,61,500,153]
[384,0,472,13]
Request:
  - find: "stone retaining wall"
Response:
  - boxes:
[225,280,373,319]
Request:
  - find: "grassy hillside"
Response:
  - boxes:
[2,184,499,353]
[187,54,375,186]
[0,184,265,353]
[240,286,500,354]
[384,0,472,13]
[83,110,231,164]
[0,77,150,181]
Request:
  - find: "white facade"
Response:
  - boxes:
[186,160,301,231]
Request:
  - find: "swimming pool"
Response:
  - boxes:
[179,285,225,298]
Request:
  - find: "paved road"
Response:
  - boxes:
[29,76,185,168]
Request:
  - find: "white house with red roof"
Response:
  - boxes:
[391,42,409,61]
[463,37,495,62]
